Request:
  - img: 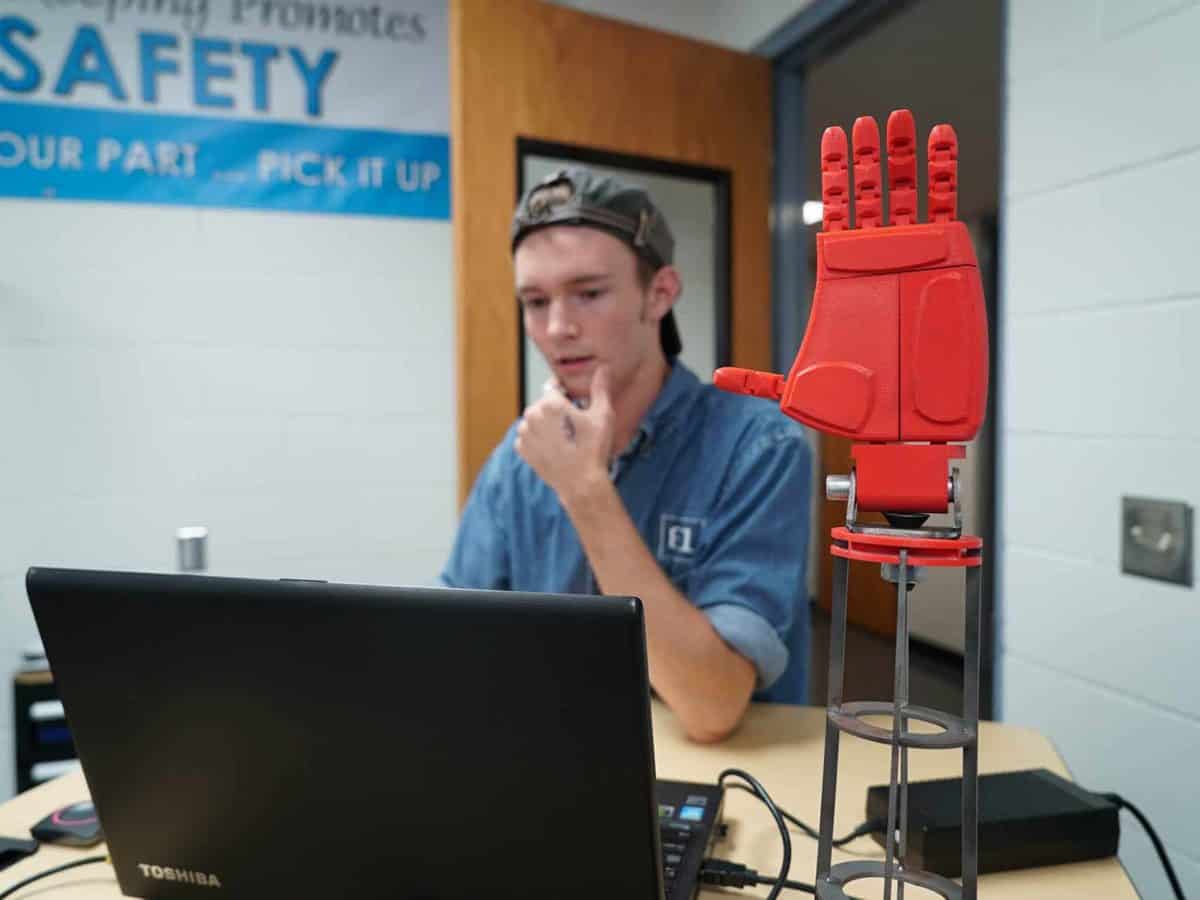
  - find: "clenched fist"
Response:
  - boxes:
[516,364,615,503]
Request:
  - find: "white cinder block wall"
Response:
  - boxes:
[0,204,457,799]
[1000,1,1200,896]
[0,0,456,801]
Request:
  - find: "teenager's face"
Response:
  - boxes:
[515,226,668,401]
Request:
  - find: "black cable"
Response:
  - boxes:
[831,819,887,849]
[1101,793,1188,900]
[716,768,792,900]
[726,782,885,849]
[703,771,876,898]
[700,859,817,894]
[750,872,817,894]
[0,855,109,900]
[701,860,868,899]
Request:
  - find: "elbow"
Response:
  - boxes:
[685,720,738,745]
[680,652,757,743]
[681,696,750,745]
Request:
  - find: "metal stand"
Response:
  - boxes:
[814,531,983,900]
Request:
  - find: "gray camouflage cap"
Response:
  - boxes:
[511,166,682,357]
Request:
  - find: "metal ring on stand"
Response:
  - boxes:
[817,860,963,900]
[828,701,975,750]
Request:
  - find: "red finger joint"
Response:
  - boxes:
[887,109,918,225]
[821,126,849,232]
[852,116,882,229]
[928,123,958,223]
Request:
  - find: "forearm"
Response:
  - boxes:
[561,473,756,742]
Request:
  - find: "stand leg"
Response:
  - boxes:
[961,565,982,900]
[883,551,910,900]
[899,557,911,900]
[816,555,850,881]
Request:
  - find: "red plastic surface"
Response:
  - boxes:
[830,526,982,568]
[712,366,783,401]
[928,124,958,223]
[821,127,849,232]
[781,272,898,440]
[852,443,964,513]
[713,108,989,445]
[852,117,882,229]
[822,227,949,273]
[900,267,988,440]
[886,110,918,226]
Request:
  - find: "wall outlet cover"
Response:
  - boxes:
[1121,496,1193,587]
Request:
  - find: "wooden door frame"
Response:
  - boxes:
[451,0,773,505]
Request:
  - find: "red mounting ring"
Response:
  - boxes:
[830,526,982,568]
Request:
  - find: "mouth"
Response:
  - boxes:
[555,355,595,374]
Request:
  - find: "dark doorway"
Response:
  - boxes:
[762,0,1003,717]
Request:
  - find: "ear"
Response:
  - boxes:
[646,265,682,324]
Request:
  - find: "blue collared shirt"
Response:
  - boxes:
[441,361,812,704]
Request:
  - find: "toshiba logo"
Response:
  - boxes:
[137,864,222,888]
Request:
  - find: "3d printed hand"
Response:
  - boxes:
[716,109,988,444]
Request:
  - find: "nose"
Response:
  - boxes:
[546,300,579,341]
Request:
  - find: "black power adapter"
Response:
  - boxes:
[866,768,1120,876]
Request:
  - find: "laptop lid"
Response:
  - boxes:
[26,568,666,900]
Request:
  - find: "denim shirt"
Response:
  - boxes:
[441,361,812,704]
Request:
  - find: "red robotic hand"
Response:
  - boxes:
[717,109,988,444]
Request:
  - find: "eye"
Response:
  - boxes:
[521,296,549,311]
[579,288,604,302]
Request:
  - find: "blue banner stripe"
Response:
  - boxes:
[0,101,450,219]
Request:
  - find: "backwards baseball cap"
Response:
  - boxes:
[511,166,682,357]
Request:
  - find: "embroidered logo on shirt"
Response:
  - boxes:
[659,515,704,561]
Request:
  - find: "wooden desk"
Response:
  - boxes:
[0,702,1137,899]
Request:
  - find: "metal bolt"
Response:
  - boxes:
[827,474,852,502]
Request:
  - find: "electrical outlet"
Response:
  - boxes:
[1121,497,1192,587]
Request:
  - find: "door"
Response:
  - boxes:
[450,0,772,501]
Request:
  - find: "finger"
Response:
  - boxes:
[852,116,882,229]
[534,395,570,421]
[521,401,554,427]
[886,109,917,225]
[542,376,566,396]
[589,363,613,413]
[928,123,958,223]
[820,126,849,232]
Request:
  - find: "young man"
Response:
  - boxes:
[442,167,811,742]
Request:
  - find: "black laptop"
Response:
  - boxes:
[26,568,724,900]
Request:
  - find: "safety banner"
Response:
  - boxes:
[0,1,450,219]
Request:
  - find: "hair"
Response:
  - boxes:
[635,255,659,290]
